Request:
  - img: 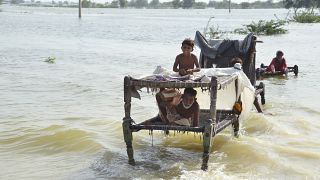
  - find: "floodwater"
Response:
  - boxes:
[0,5,320,179]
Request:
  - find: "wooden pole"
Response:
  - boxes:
[123,76,135,165]
[201,76,218,170]
[78,0,82,18]
[232,78,240,137]
[229,0,231,13]
[201,119,213,171]
[210,76,218,126]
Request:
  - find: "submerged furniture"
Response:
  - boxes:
[122,32,266,170]
[122,71,260,170]
[256,63,299,79]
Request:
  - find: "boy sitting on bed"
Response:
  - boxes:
[173,38,200,76]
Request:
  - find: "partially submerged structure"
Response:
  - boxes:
[256,63,299,79]
[122,31,265,170]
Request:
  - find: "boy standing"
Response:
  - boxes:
[173,39,200,76]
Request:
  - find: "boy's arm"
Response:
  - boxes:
[283,58,288,69]
[192,56,201,72]
[173,57,179,72]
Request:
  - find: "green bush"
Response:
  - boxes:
[234,20,288,35]
[292,12,320,23]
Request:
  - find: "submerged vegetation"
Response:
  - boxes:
[234,20,288,35]
[284,0,320,23]
[292,11,320,23]
[45,57,56,64]
[205,18,288,38]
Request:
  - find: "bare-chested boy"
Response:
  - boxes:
[175,88,199,127]
[173,38,200,76]
[156,88,199,127]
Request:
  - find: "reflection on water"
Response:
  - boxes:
[0,6,320,179]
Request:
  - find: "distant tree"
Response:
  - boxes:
[82,0,91,7]
[128,0,134,7]
[240,2,250,9]
[0,0,3,4]
[182,0,194,8]
[110,0,119,8]
[213,0,229,9]
[207,0,214,7]
[149,0,159,8]
[172,0,180,8]
[159,1,172,8]
[193,2,206,9]
[11,0,24,4]
[119,0,127,8]
[283,0,319,13]
[135,0,147,8]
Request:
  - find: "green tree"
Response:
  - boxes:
[182,0,194,8]
[119,0,127,8]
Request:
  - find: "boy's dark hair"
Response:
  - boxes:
[276,50,284,56]
[182,38,194,48]
[184,88,197,97]
[230,57,243,66]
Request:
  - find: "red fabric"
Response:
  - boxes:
[266,58,287,72]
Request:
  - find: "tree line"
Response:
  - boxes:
[3,0,320,11]
[81,0,284,9]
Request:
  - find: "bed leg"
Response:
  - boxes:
[201,119,213,171]
[123,118,135,165]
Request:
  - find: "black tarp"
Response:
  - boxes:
[194,31,256,85]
